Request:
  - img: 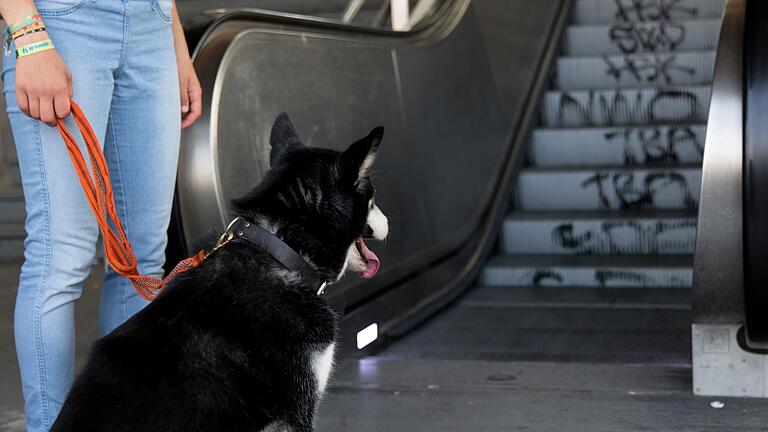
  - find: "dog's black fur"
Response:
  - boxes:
[51,114,384,432]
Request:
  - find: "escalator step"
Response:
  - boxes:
[501,211,696,255]
[461,285,691,309]
[482,254,693,288]
[541,86,711,127]
[530,124,705,167]
[565,19,720,56]
[556,51,715,90]
[517,166,701,210]
[572,0,726,25]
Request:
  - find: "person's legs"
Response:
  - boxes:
[98,0,180,335]
[2,2,123,430]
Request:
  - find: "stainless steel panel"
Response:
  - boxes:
[178,1,508,299]
[177,1,569,351]
[692,0,744,325]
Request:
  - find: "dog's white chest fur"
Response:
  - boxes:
[311,343,335,395]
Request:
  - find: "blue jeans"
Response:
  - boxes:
[1,0,180,430]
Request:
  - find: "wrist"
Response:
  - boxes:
[175,49,193,68]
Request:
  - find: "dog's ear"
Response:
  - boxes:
[270,113,304,166]
[342,127,383,185]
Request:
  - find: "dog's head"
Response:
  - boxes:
[232,113,388,281]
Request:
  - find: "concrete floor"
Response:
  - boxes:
[2,262,768,431]
[318,358,768,432]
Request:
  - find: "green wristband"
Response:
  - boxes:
[8,13,43,33]
[16,39,55,58]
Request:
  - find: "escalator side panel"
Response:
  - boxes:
[177,1,569,353]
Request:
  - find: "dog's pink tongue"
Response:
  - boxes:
[357,236,380,279]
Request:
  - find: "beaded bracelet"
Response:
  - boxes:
[11,21,46,40]
[16,39,55,59]
[13,28,47,42]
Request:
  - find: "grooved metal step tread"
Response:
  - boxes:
[572,0,726,25]
[556,51,716,90]
[501,210,696,255]
[505,209,698,220]
[542,86,711,127]
[564,19,721,56]
[482,255,693,288]
[533,123,706,132]
[520,163,701,172]
[461,285,691,309]
[530,124,705,167]
[517,166,700,211]
[568,16,723,29]
[486,254,693,268]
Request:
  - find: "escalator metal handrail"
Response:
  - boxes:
[742,0,768,349]
[181,0,465,54]
[692,0,745,330]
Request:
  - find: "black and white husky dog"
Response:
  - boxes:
[51,114,388,432]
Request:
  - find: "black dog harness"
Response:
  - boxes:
[212,217,329,295]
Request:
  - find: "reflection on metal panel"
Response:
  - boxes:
[179,4,507,294]
[177,1,568,351]
[692,0,744,325]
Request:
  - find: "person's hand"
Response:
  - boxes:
[177,54,201,128]
[15,32,72,126]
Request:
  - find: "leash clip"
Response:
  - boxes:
[204,217,240,259]
[208,231,234,257]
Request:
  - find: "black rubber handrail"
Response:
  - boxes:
[742,0,768,350]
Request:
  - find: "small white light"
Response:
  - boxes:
[356,323,378,349]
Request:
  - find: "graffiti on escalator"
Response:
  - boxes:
[602,54,696,84]
[609,21,686,53]
[551,219,696,254]
[612,0,699,22]
[555,89,701,126]
[580,170,697,209]
[603,126,703,165]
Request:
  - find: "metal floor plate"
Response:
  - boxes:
[382,285,692,367]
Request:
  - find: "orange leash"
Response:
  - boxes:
[55,101,205,301]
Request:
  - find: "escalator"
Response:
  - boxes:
[169,0,768,429]
[384,0,723,367]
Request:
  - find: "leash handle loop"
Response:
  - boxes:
[55,100,203,300]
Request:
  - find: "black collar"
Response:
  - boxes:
[223,217,329,295]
